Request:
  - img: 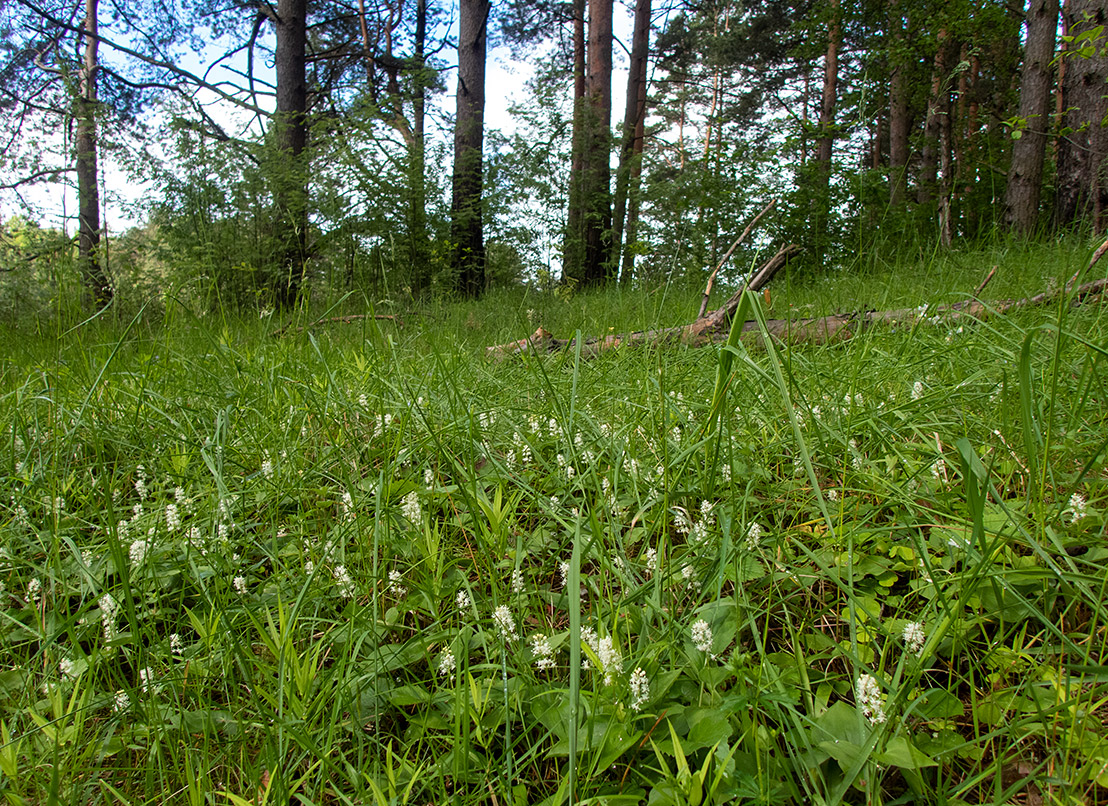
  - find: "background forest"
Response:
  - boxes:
[0,0,1105,317]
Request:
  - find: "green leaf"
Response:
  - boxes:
[875,736,938,769]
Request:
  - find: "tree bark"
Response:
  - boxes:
[611,0,650,284]
[76,0,111,310]
[450,0,490,298]
[409,0,430,295]
[812,0,840,249]
[887,0,909,208]
[918,28,952,206]
[1004,0,1059,234]
[1055,0,1108,232]
[563,0,588,284]
[581,0,614,285]
[273,0,310,308]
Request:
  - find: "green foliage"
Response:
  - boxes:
[0,217,79,322]
[0,241,1105,804]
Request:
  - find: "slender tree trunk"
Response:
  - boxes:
[409,0,430,295]
[450,0,490,297]
[1005,0,1059,233]
[76,0,111,309]
[812,0,840,249]
[563,0,587,283]
[582,0,614,284]
[888,0,909,208]
[273,0,309,308]
[939,76,954,245]
[1055,0,1108,231]
[612,0,650,284]
[918,27,951,206]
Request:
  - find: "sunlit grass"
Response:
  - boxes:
[0,236,1106,804]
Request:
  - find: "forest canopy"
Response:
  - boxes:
[0,0,1104,316]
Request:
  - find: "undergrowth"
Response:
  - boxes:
[0,239,1106,805]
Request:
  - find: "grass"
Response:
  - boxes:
[0,236,1106,805]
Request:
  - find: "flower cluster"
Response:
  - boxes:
[629,667,650,711]
[857,673,886,725]
[691,619,713,653]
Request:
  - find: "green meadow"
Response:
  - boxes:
[1,239,1106,805]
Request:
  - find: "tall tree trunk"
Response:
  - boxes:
[812,0,840,249]
[409,0,430,295]
[1055,0,1108,231]
[612,0,650,284]
[273,0,309,308]
[563,0,587,283]
[581,0,614,284]
[76,0,111,309]
[888,0,909,208]
[918,27,951,207]
[1005,0,1059,234]
[450,0,490,298]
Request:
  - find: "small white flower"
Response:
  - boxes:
[642,547,658,575]
[439,648,456,677]
[401,491,422,523]
[341,490,355,521]
[531,634,556,670]
[745,522,763,550]
[387,569,406,598]
[165,503,180,532]
[1067,493,1088,523]
[334,565,355,598]
[857,673,886,725]
[100,594,118,644]
[511,568,525,594]
[233,576,248,595]
[558,560,570,589]
[170,633,184,655]
[113,690,130,713]
[595,635,622,685]
[493,605,516,641]
[139,667,155,694]
[261,456,274,479]
[902,622,926,656]
[60,657,77,679]
[423,468,434,487]
[691,619,713,653]
[848,439,863,471]
[630,667,650,711]
[456,588,473,610]
[681,564,696,588]
[911,381,925,401]
[129,536,149,567]
[25,577,42,605]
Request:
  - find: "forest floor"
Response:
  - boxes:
[0,237,1106,805]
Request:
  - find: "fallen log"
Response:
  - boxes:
[487,272,1108,361]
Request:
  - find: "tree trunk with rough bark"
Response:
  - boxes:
[76,0,111,310]
[918,28,951,207]
[611,0,649,284]
[812,0,840,250]
[1055,0,1108,232]
[1005,0,1058,234]
[888,0,909,208]
[450,0,490,298]
[563,0,588,284]
[409,0,430,295]
[581,0,614,285]
[273,0,309,308]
